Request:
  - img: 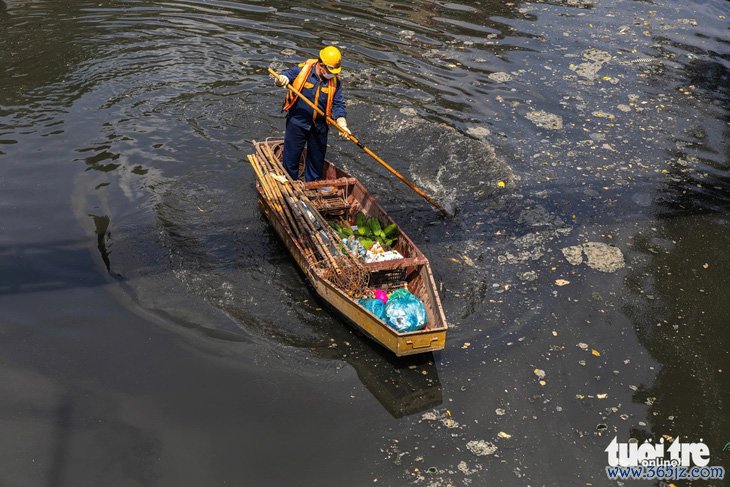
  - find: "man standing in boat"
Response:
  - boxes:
[273,46,350,182]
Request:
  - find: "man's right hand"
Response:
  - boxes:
[275,75,290,87]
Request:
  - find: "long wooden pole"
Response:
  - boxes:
[268,67,449,216]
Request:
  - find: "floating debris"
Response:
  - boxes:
[442,417,459,428]
[458,461,478,476]
[421,411,439,421]
[488,72,512,83]
[563,0,595,8]
[570,49,612,80]
[466,440,497,456]
[582,48,612,64]
[560,243,625,272]
[562,246,583,265]
[421,409,462,430]
[592,111,616,119]
[676,18,698,26]
[571,62,600,80]
[519,270,538,281]
[399,107,417,116]
[583,242,625,272]
[466,126,491,138]
[525,110,563,130]
[498,232,547,264]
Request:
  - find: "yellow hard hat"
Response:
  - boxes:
[319,46,342,74]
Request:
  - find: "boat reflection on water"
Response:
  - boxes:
[308,288,444,419]
[137,158,444,419]
[222,293,443,418]
[309,299,441,418]
[347,349,442,419]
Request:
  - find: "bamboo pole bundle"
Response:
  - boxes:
[252,153,335,266]
[247,155,316,263]
[256,149,343,274]
[246,141,368,296]
[248,153,330,268]
[260,148,341,250]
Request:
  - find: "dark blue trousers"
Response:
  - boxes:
[282,117,328,182]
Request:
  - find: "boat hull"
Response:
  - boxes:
[251,138,447,356]
[258,194,446,356]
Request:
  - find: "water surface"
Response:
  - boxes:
[1,0,729,484]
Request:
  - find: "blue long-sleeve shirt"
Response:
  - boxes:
[281,64,346,130]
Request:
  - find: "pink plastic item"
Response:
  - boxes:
[374,289,389,304]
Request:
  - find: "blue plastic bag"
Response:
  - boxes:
[384,289,428,332]
[358,297,386,320]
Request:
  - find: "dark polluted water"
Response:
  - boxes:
[1,0,729,485]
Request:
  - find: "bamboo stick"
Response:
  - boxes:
[249,139,368,295]
[263,143,355,261]
[250,151,336,268]
[257,145,346,273]
[248,154,318,263]
[250,154,300,239]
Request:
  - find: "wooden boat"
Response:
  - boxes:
[249,138,447,356]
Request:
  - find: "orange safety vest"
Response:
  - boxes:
[282,58,337,120]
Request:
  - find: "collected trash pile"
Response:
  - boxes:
[329,213,404,264]
[358,288,428,332]
[246,146,368,297]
